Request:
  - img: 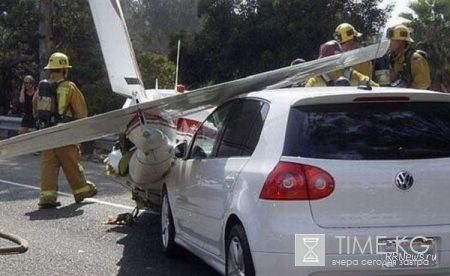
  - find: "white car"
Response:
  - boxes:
[160,86,450,276]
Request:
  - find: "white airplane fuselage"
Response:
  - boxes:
[108,88,207,206]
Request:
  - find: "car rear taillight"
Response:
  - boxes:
[259,162,334,200]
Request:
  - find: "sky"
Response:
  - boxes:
[380,0,414,27]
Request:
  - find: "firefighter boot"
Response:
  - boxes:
[74,182,97,203]
[38,193,61,209]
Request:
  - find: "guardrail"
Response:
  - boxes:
[0,116,26,131]
[0,115,117,151]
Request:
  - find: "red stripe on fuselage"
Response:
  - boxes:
[125,113,201,137]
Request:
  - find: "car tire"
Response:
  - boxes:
[225,224,255,276]
[160,188,178,257]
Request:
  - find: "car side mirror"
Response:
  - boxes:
[192,145,207,159]
[174,141,188,159]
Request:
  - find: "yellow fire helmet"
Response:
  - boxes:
[334,23,362,44]
[44,52,73,69]
[386,24,414,43]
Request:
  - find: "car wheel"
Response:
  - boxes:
[160,188,178,257]
[225,224,255,276]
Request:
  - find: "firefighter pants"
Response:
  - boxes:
[39,144,94,203]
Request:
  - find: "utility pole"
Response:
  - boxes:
[39,0,53,80]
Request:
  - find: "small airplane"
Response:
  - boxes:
[0,0,389,212]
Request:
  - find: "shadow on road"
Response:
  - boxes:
[24,202,94,221]
[107,211,220,276]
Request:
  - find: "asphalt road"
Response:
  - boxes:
[0,154,220,276]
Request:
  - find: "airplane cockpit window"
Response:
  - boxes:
[216,100,269,158]
[189,101,235,159]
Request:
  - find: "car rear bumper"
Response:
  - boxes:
[252,250,450,276]
[244,201,450,254]
[240,200,450,275]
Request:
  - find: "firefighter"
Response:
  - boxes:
[32,52,97,208]
[387,24,431,89]
[334,23,372,77]
[305,40,379,87]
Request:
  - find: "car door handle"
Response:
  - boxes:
[225,175,235,183]
[224,175,235,189]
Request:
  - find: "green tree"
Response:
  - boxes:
[174,0,392,89]
[121,0,177,90]
[0,0,39,115]
[0,0,124,115]
[123,0,201,55]
[50,0,124,114]
[400,0,450,92]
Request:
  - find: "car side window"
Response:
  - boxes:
[190,101,235,159]
[216,100,269,158]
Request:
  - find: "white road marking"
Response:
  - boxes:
[0,178,140,211]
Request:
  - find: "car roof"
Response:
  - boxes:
[241,87,450,106]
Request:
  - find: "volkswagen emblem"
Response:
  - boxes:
[395,171,414,190]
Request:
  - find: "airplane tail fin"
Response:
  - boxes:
[88,0,146,100]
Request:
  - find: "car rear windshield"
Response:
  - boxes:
[283,102,450,160]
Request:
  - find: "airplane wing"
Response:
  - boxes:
[0,41,389,160]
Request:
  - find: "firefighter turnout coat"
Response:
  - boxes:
[305,69,379,87]
[390,49,431,89]
[352,61,372,79]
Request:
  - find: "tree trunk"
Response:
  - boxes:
[39,0,53,80]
